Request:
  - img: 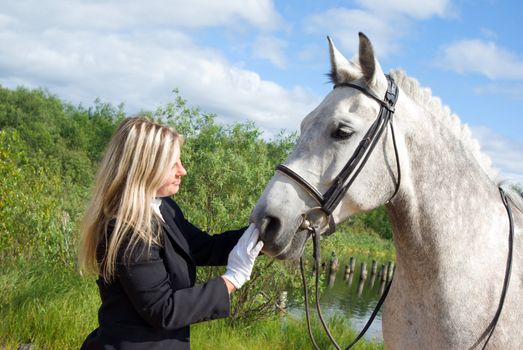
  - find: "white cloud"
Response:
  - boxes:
[438,39,523,80]
[0,0,320,137]
[252,35,288,68]
[171,51,319,133]
[356,0,454,19]
[0,20,316,137]
[473,83,523,101]
[1,0,282,31]
[480,28,499,40]
[471,126,523,186]
[304,8,404,57]
[297,43,323,62]
[0,14,17,28]
[303,0,454,58]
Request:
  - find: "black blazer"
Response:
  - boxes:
[81,197,244,350]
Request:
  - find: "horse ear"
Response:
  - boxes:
[358,32,386,90]
[327,36,359,84]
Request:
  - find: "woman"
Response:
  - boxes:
[79,117,263,349]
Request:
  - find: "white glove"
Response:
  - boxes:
[222,223,264,289]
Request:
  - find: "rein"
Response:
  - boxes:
[473,187,514,350]
[299,228,393,350]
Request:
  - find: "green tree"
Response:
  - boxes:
[0,86,124,265]
[0,84,392,326]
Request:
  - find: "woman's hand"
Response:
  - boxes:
[222,224,263,291]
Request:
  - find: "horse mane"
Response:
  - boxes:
[389,69,499,181]
[390,69,523,213]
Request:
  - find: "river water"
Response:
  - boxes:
[287,255,394,342]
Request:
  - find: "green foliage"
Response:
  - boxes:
[0,86,122,266]
[0,85,392,348]
[319,228,395,261]
[0,86,123,183]
[0,129,66,263]
[340,207,393,240]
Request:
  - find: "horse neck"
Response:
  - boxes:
[387,103,506,275]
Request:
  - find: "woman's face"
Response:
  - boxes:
[156,141,187,197]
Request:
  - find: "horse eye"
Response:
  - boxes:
[331,127,353,140]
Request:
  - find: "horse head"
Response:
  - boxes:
[250,33,402,259]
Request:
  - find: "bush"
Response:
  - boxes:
[0,129,64,264]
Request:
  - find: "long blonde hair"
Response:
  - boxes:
[78,116,182,280]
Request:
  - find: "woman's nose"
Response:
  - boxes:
[177,162,187,176]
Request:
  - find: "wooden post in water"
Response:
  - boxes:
[329,251,339,273]
[357,278,365,297]
[380,264,387,281]
[360,262,368,280]
[387,261,394,281]
[349,256,356,274]
[370,272,377,288]
[328,270,336,288]
[379,279,386,296]
[347,272,354,287]
[371,259,377,275]
[344,264,351,280]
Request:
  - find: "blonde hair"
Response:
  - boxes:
[78,116,183,280]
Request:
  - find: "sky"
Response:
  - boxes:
[0,0,522,185]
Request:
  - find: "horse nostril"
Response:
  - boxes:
[260,215,282,240]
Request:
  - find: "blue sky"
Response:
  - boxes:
[0,0,522,184]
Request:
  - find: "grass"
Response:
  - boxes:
[0,261,99,349]
[314,229,396,261]
[0,231,393,349]
[192,316,383,350]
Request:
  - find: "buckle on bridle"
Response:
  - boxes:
[299,207,336,236]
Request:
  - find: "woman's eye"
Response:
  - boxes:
[331,127,353,140]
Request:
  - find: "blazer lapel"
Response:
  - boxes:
[159,201,192,261]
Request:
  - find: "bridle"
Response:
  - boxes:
[275,75,514,350]
[276,74,400,350]
[277,74,401,236]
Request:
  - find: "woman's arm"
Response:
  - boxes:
[117,242,231,330]
[164,197,245,266]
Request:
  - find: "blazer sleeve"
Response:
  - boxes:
[117,241,231,331]
[165,197,246,266]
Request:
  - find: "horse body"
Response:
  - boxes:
[382,79,523,348]
[250,33,523,349]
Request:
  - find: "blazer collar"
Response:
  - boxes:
[159,200,192,260]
